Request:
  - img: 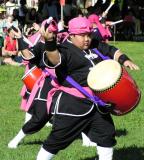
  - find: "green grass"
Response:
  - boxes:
[0,42,144,160]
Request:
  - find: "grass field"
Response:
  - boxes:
[0,42,144,160]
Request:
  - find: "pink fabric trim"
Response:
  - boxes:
[20,60,29,111]
[96,22,112,38]
[24,68,55,112]
[88,14,112,39]
[57,32,69,43]
[28,31,41,47]
[20,83,27,111]
[46,79,94,113]
[105,26,112,37]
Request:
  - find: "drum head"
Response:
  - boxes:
[87,60,122,91]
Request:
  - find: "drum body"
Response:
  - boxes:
[87,60,141,116]
[22,66,42,91]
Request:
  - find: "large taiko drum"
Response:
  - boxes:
[22,66,42,91]
[87,60,141,116]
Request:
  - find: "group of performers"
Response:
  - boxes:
[7,13,139,160]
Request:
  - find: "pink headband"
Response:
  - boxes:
[68,17,92,35]
[41,17,58,32]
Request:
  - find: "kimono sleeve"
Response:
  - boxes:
[97,41,119,59]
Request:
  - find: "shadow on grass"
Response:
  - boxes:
[23,140,43,145]
[77,128,128,141]
[116,128,128,137]
[113,146,144,160]
[82,157,96,160]
[83,146,144,160]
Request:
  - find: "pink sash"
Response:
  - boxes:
[24,68,55,112]
[20,60,29,111]
[47,79,95,113]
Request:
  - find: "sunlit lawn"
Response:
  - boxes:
[0,41,144,160]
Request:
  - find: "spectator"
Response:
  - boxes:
[5,0,16,15]
[42,0,59,21]
[0,15,18,38]
[0,11,6,38]
[12,9,20,23]
[37,0,45,17]
[63,0,73,23]
[139,7,144,35]
[37,0,44,11]
[1,27,22,66]
[25,8,40,29]
[18,0,28,32]
[123,10,135,40]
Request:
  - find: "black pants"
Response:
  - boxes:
[42,92,116,154]
[22,76,53,134]
[22,100,51,134]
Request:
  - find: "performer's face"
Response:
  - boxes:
[70,33,92,50]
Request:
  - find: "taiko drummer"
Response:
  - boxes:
[8,19,57,149]
[35,16,139,160]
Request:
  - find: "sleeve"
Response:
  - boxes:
[43,45,67,69]
[28,43,42,64]
[21,43,42,65]
[97,41,119,59]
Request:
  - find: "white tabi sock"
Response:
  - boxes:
[97,146,113,160]
[8,129,26,149]
[24,112,32,123]
[45,121,52,127]
[36,147,54,160]
[81,132,97,147]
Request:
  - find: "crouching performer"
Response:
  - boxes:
[8,19,58,149]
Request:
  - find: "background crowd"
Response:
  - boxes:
[0,0,144,66]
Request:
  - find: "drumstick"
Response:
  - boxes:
[99,0,115,21]
[33,33,41,46]
[104,0,115,14]
[110,20,123,26]
[23,36,34,47]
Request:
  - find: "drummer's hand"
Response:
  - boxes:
[123,60,140,70]
[40,25,56,41]
[102,11,108,18]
